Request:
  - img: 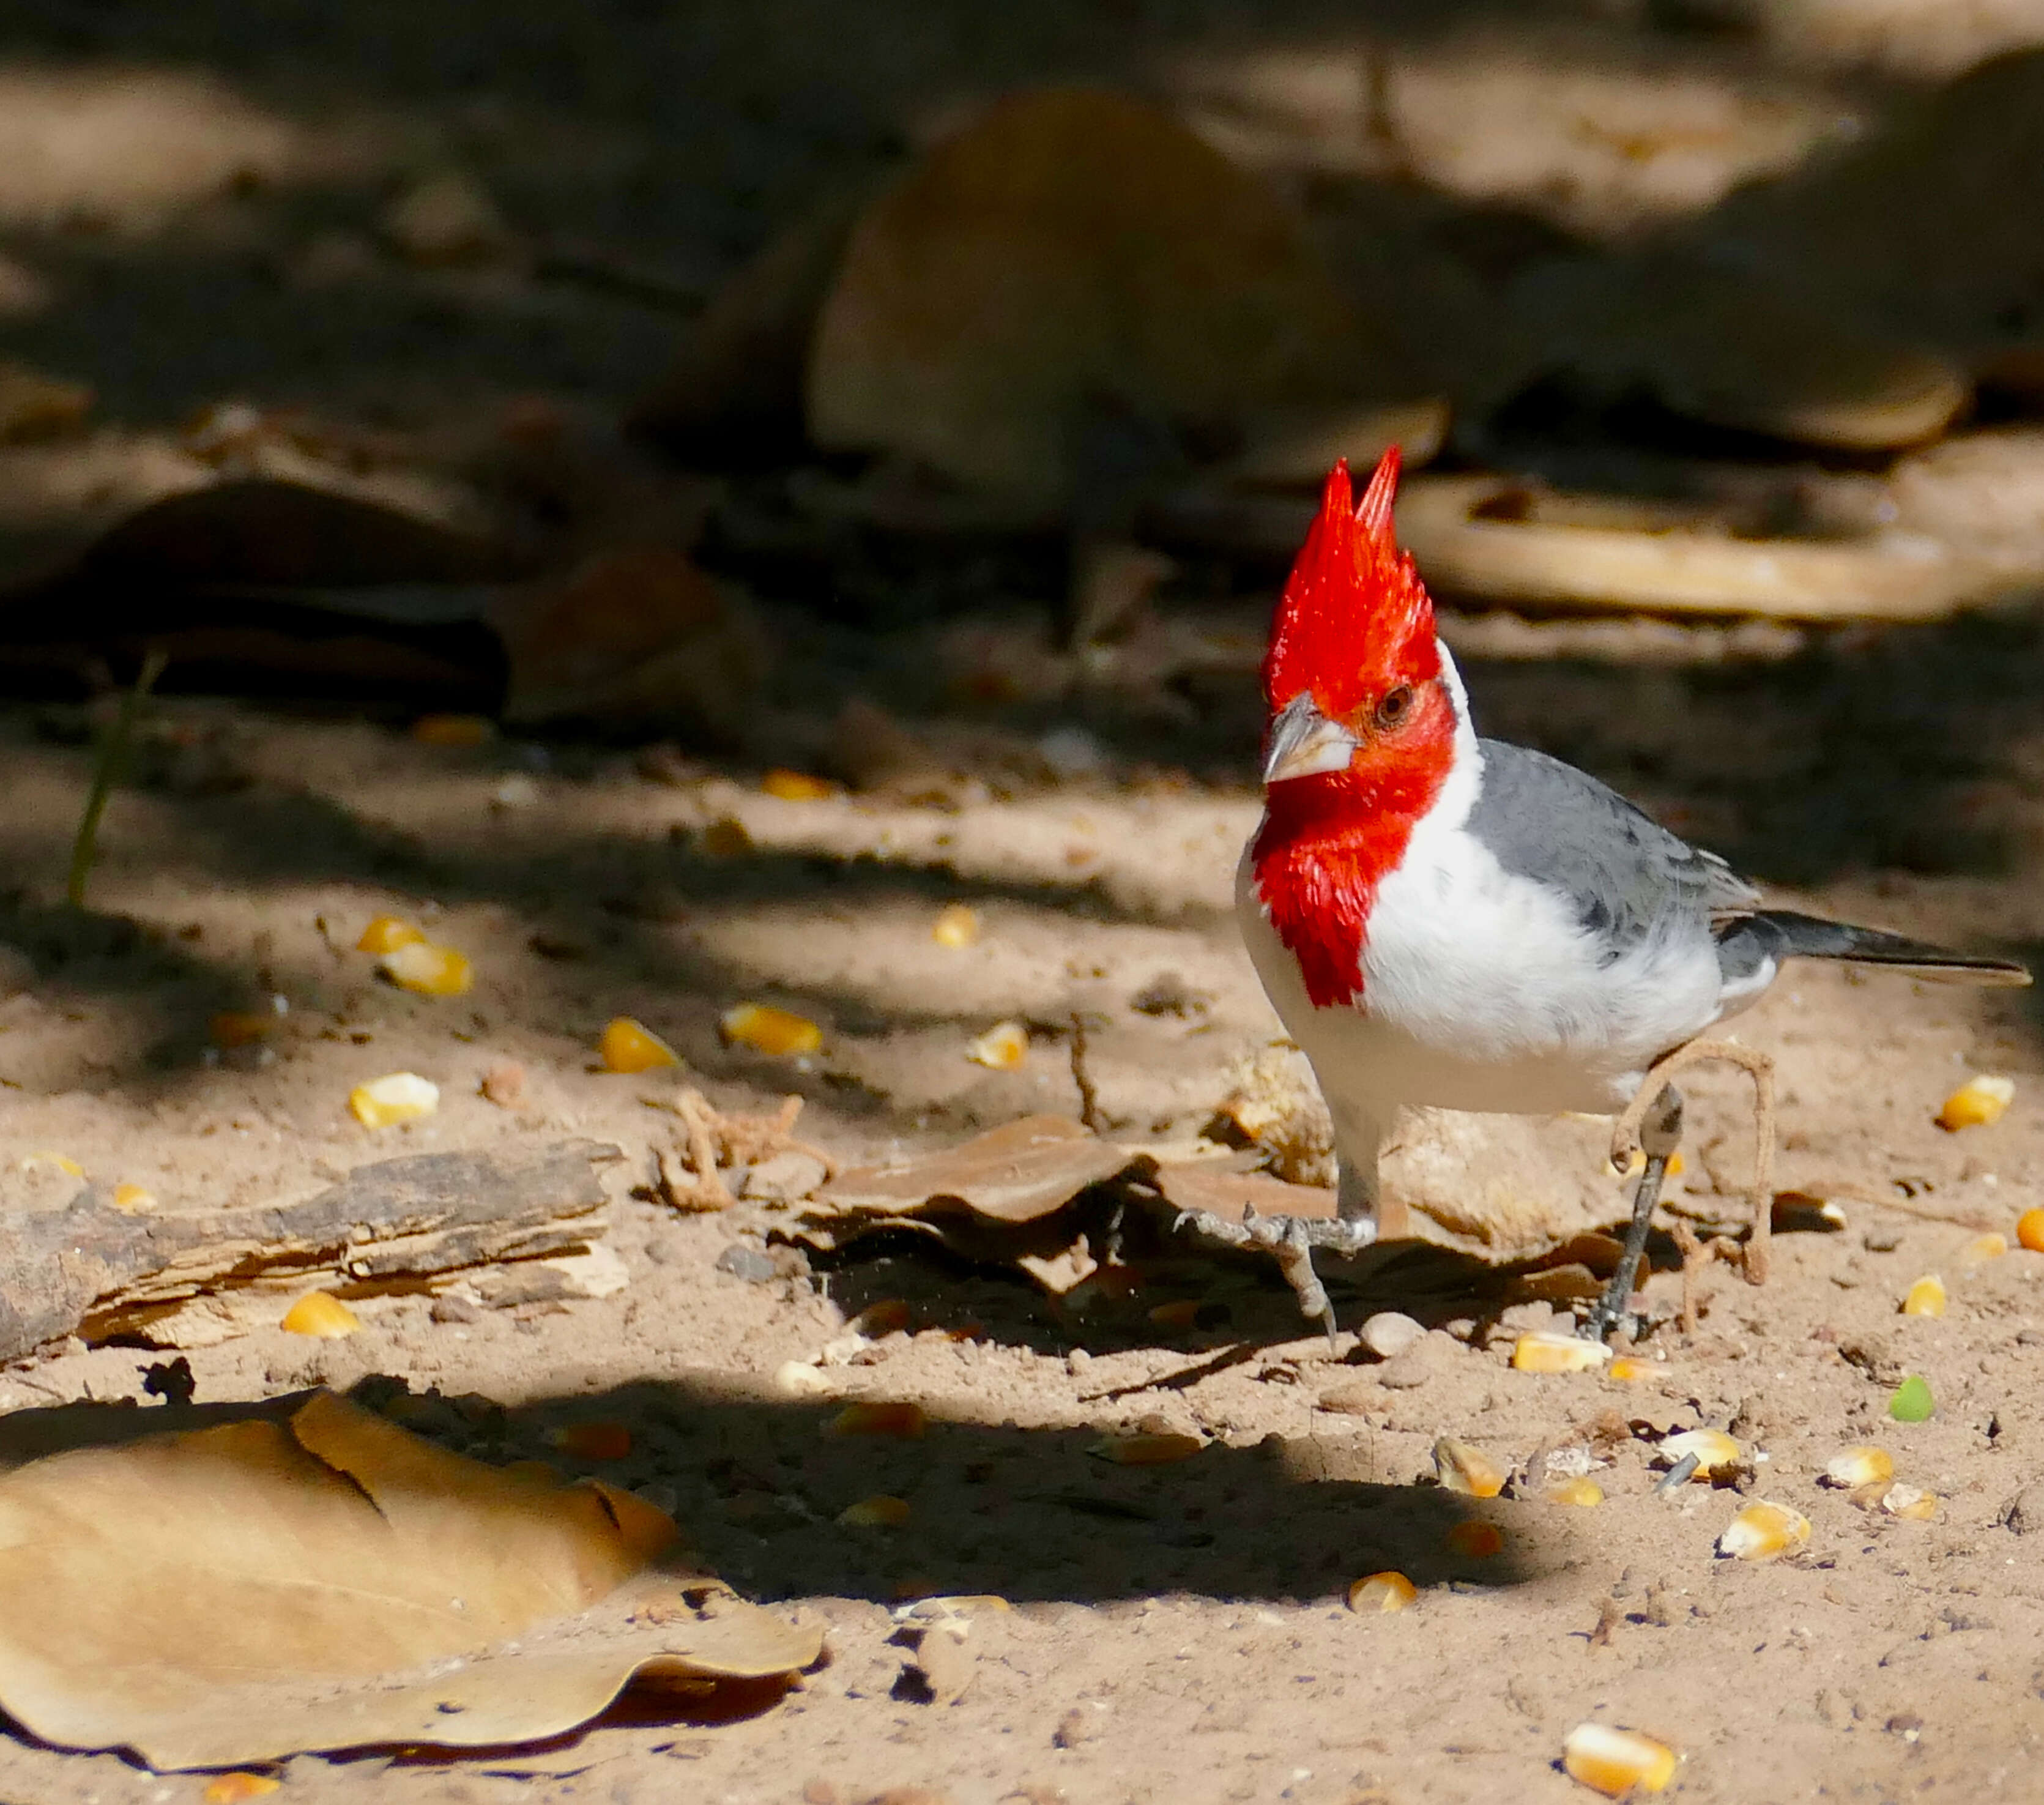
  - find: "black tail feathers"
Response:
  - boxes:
[1750,910,2031,987]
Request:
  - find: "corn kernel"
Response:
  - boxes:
[1823,1446,1894,1489]
[1889,1374,1934,1421]
[1961,1232,2007,1265]
[1444,1519,1504,1558]
[599,1016,680,1073]
[721,1002,823,1057]
[349,1071,440,1128]
[1901,1274,1946,1317]
[2018,1207,2044,1253]
[356,914,425,955]
[550,1421,633,1461]
[209,1010,275,1048]
[1090,1432,1203,1465]
[1561,1724,1678,1797]
[1511,1331,1612,1373]
[1432,1437,1507,1498]
[932,903,980,948]
[1547,1476,1605,1507]
[967,1020,1028,1070]
[379,940,474,997]
[411,713,494,748]
[203,1775,281,1804]
[827,1401,927,1438]
[1937,1073,2013,1131]
[1615,1148,1685,1177]
[1607,1357,1657,1384]
[1347,1571,1418,1613]
[899,1594,1012,1621]
[280,1292,361,1338]
[773,1359,831,1396]
[1717,1499,1810,1562]
[700,816,754,857]
[21,1151,83,1177]
[1882,1483,1938,1520]
[761,769,839,801]
[110,1182,157,1213]
[837,1494,912,1528]
[1661,1429,1742,1479]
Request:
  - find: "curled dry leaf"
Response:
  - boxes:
[0,1391,821,1770]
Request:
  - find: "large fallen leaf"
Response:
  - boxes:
[0,1391,821,1770]
[807,87,1391,510]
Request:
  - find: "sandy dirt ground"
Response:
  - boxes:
[4,4,2044,1804]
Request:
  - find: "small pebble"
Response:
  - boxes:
[715,1243,781,1284]
[1359,1311,1425,1360]
[429,1293,480,1325]
[743,1150,830,1203]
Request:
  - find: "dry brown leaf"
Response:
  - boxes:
[808,87,1389,510]
[0,1391,820,1770]
[815,1115,1138,1224]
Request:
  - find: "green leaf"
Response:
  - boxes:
[1889,1374,1934,1422]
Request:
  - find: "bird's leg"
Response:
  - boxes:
[1607,1038,1777,1285]
[1582,1084,1682,1342]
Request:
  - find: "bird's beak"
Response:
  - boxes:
[1263,695,1359,785]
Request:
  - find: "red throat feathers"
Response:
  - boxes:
[1251,448,1459,1008]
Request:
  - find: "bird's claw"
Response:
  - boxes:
[1174,1204,1377,1347]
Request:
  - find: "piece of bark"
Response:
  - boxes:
[0,1141,622,1361]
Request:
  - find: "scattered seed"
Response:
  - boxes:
[1607,1356,1657,1384]
[1823,1446,1894,1489]
[280,1292,361,1338]
[967,1020,1028,1070]
[932,904,980,948]
[1960,1232,2007,1265]
[837,1494,912,1528]
[1717,1500,1810,1561]
[1660,1429,1742,1479]
[1900,1275,1946,1317]
[1444,1519,1504,1558]
[1561,1723,1678,1796]
[379,940,473,997]
[202,1774,281,1804]
[1547,1477,1605,1508]
[2018,1208,2044,1254]
[599,1016,681,1073]
[722,1002,823,1057]
[349,1071,439,1128]
[1346,1571,1418,1613]
[1433,1437,1507,1498]
[1512,1331,1612,1373]
[1882,1483,1938,1520]
[20,1151,83,1177]
[1090,1432,1203,1465]
[827,1401,927,1438]
[356,914,425,955]
[110,1182,157,1213]
[1937,1074,2013,1131]
[762,769,838,801]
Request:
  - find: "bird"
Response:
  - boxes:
[1187,446,2029,1345]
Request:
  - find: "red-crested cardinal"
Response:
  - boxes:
[1195,447,2029,1344]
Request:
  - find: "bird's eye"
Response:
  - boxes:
[1375,685,1415,730]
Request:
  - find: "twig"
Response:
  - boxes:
[1069,1011,1104,1136]
[67,647,166,909]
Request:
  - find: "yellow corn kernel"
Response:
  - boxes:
[1547,1476,1605,1507]
[550,1421,633,1461]
[1433,1437,1507,1498]
[21,1151,83,1177]
[721,1002,823,1057]
[837,1494,912,1528]
[1090,1431,1203,1465]
[356,914,425,955]
[411,713,494,748]
[1562,1724,1679,1798]
[1444,1519,1504,1558]
[1717,1499,1810,1562]
[967,1020,1028,1070]
[1960,1232,2007,1265]
[379,940,473,997]
[932,903,980,948]
[1823,1446,1894,1490]
[209,1010,275,1048]
[1607,1356,1657,1384]
[761,769,839,801]
[1616,1148,1685,1177]
[1882,1483,1938,1520]
[600,1016,680,1073]
[900,1594,1013,1621]
[280,1292,361,1338]
[827,1401,927,1439]
[2019,1208,2044,1254]
[1938,1073,2013,1131]
[1347,1571,1418,1613]
[700,816,754,857]
[1901,1275,1946,1317]
[349,1071,440,1128]
[203,1776,281,1804]
[110,1182,157,1213]
[1511,1331,1612,1373]
[1662,1429,1743,1479]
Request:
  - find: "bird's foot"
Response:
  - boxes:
[1174,1202,1377,1349]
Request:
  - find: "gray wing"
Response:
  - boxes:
[1468,740,1759,963]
